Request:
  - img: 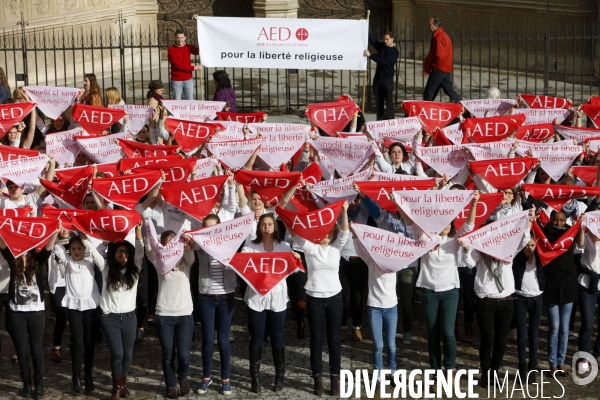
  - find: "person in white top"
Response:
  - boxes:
[4,154,56,217]
[373,142,416,175]
[47,228,70,364]
[53,234,103,395]
[0,223,58,399]
[88,222,144,400]
[393,190,479,373]
[242,213,300,394]
[511,238,544,384]
[460,210,533,388]
[146,229,195,399]
[290,200,349,397]
[351,227,398,377]
[196,214,237,396]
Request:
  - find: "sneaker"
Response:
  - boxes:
[578,360,590,375]
[352,328,362,342]
[196,377,212,394]
[222,380,232,395]
[568,331,577,341]
[402,333,412,345]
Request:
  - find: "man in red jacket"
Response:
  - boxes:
[168,29,203,100]
[423,17,461,103]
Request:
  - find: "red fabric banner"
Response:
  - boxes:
[0,102,35,137]
[165,117,224,152]
[0,207,33,218]
[305,101,358,135]
[55,163,119,184]
[520,94,571,109]
[131,158,197,184]
[117,138,179,158]
[532,220,581,265]
[228,252,304,296]
[461,114,525,143]
[469,157,538,190]
[71,103,126,135]
[572,166,597,186]
[522,183,600,210]
[161,175,228,221]
[403,101,462,133]
[288,189,320,212]
[454,192,504,231]
[513,123,554,142]
[300,162,322,186]
[0,146,39,162]
[91,170,162,209]
[355,179,436,213]
[216,111,267,123]
[41,165,94,209]
[235,170,300,203]
[276,200,344,244]
[41,207,93,231]
[72,209,141,242]
[0,216,58,257]
[554,124,600,144]
[119,155,183,172]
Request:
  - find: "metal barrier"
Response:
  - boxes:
[0,15,598,112]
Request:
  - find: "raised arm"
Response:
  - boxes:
[37,155,56,197]
[21,107,37,149]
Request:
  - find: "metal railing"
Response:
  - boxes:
[0,15,598,113]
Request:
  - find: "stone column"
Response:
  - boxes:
[253,0,299,18]
[392,0,417,39]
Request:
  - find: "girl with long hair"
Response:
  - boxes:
[80,73,102,107]
[212,70,236,112]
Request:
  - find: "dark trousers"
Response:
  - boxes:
[101,311,137,377]
[248,308,286,348]
[197,293,235,380]
[136,257,148,329]
[339,257,368,328]
[373,77,395,119]
[10,310,45,380]
[154,314,194,389]
[0,294,13,340]
[306,291,343,376]
[397,267,417,334]
[514,294,543,367]
[578,285,600,357]
[420,288,459,370]
[147,259,158,315]
[423,69,462,102]
[49,287,68,347]
[68,308,97,374]
[287,252,307,307]
[458,267,476,326]
[476,297,514,371]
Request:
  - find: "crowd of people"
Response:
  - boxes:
[0,27,599,400]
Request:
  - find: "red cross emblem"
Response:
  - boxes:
[295,28,309,41]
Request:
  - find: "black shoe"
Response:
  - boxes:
[73,372,85,394]
[518,364,527,385]
[32,378,44,400]
[479,370,489,389]
[135,328,145,341]
[166,387,178,399]
[330,375,340,397]
[249,346,262,393]
[84,370,95,393]
[527,363,538,384]
[272,346,285,392]
[21,378,32,399]
[313,375,324,396]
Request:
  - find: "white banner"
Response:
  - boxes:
[162,100,225,122]
[310,168,372,203]
[364,117,422,142]
[24,86,80,119]
[512,108,570,125]
[45,128,83,166]
[460,99,516,118]
[108,104,154,134]
[197,16,368,70]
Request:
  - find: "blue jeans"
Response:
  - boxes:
[154,314,194,389]
[306,292,343,376]
[578,285,600,357]
[101,311,137,377]
[368,305,398,374]
[514,294,543,367]
[197,293,235,379]
[546,302,573,367]
[171,78,194,100]
[248,308,286,348]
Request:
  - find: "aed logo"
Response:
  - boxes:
[257,27,309,41]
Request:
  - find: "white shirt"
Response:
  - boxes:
[354,237,397,308]
[1,191,41,216]
[517,258,543,297]
[212,182,238,222]
[135,203,165,235]
[294,230,349,298]
[408,221,474,292]
[152,250,195,316]
[578,233,600,290]
[239,205,277,242]
[160,202,191,233]
[242,241,291,312]
[54,242,101,311]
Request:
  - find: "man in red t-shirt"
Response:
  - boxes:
[168,29,203,100]
[423,17,461,103]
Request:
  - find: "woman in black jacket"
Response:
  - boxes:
[512,238,544,383]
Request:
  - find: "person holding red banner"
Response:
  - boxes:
[373,142,416,175]
[0,223,59,399]
[394,190,479,374]
[2,107,37,149]
[195,214,238,396]
[146,230,195,399]
[459,210,534,388]
[53,234,103,394]
[47,227,71,364]
[242,213,298,394]
[88,222,144,400]
[290,200,349,396]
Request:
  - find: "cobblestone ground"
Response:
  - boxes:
[0,290,599,400]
